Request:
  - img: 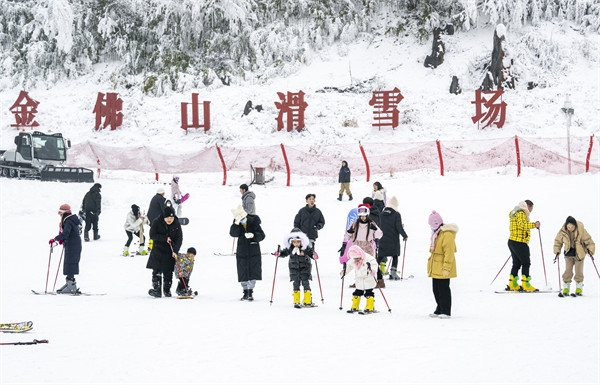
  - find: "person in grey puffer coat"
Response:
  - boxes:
[240,184,256,214]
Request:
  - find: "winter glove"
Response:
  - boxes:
[403,237,408,241]
[148,239,153,250]
[554,253,560,263]
[346,227,355,234]
[366,262,372,274]
[369,223,378,231]
[442,269,450,277]
[244,232,254,239]
[273,251,280,257]
[374,238,380,248]
[48,238,56,245]
[58,240,64,245]
[338,242,347,256]
[312,252,319,260]
[314,224,323,230]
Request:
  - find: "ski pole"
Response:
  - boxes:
[554,253,561,289]
[490,254,511,286]
[51,246,65,292]
[269,245,280,305]
[589,254,600,279]
[44,244,56,293]
[231,237,236,255]
[538,228,548,287]
[339,263,346,310]
[400,239,407,279]
[0,339,49,346]
[373,272,392,312]
[312,250,324,304]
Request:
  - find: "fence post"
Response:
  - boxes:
[586,134,594,173]
[514,135,521,177]
[435,140,444,176]
[280,144,290,187]
[215,145,227,186]
[359,142,370,182]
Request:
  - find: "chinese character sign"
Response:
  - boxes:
[181,93,211,132]
[93,92,123,130]
[274,91,308,132]
[368,87,404,130]
[9,91,40,128]
[471,89,506,129]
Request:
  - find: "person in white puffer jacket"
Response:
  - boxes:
[123,204,149,256]
[342,245,378,314]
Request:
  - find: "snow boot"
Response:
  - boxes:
[138,245,147,255]
[337,194,342,201]
[84,231,90,242]
[349,194,353,201]
[303,290,313,306]
[376,279,386,288]
[123,246,129,256]
[148,274,162,298]
[347,295,361,313]
[561,281,570,296]
[506,274,521,291]
[293,291,301,308]
[575,281,583,296]
[364,296,375,313]
[521,275,538,292]
[163,278,172,297]
[57,277,79,294]
[247,289,254,301]
[93,230,100,240]
[379,262,388,275]
[389,267,400,280]
[241,289,249,301]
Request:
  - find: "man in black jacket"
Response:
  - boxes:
[82,183,102,241]
[294,194,325,248]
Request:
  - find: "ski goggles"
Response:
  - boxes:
[357,207,370,216]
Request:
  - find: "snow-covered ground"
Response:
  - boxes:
[1,20,599,385]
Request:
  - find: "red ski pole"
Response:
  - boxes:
[538,228,548,287]
[589,255,600,279]
[490,255,511,286]
[52,246,65,292]
[313,251,324,304]
[554,254,561,291]
[400,239,407,279]
[269,245,281,305]
[44,244,54,293]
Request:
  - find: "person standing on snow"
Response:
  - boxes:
[147,187,167,223]
[337,160,352,201]
[427,210,458,319]
[553,216,595,297]
[506,200,540,292]
[230,205,266,301]
[82,183,102,241]
[170,175,186,217]
[341,246,378,313]
[240,183,256,214]
[123,204,149,256]
[274,229,317,308]
[371,181,387,213]
[293,193,325,249]
[146,206,182,298]
[378,196,408,280]
[49,204,82,294]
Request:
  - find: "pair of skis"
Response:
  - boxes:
[0,321,47,345]
[31,290,106,296]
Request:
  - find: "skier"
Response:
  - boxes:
[230,205,266,301]
[371,181,387,213]
[175,247,197,296]
[379,196,408,280]
[123,204,149,256]
[147,187,166,223]
[337,160,352,201]
[82,183,102,241]
[146,206,182,298]
[553,216,595,296]
[427,210,458,319]
[274,229,317,308]
[49,204,82,294]
[506,200,540,292]
[341,245,378,313]
[293,193,325,248]
[170,175,185,217]
[240,183,256,214]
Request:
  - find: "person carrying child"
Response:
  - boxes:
[175,247,197,296]
[341,245,378,314]
[275,228,317,308]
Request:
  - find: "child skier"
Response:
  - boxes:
[342,245,378,314]
[275,229,317,308]
[175,247,197,296]
[123,204,149,256]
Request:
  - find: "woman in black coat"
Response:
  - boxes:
[378,196,408,280]
[230,205,266,301]
[146,206,182,297]
[50,204,83,294]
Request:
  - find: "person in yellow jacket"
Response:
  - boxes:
[507,200,540,291]
[553,216,595,296]
[427,211,458,319]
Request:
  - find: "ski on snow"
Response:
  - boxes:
[31,290,106,296]
[494,290,557,294]
[0,321,33,333]
[0,339,48,346]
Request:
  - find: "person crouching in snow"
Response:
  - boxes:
[175,247,197,296]
[275,229,317,308]
[123,204,149,256]
[342,245,378,313]
[49,203,82,294]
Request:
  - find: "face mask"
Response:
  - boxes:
[431,226,437,232]
[240,218,247,225]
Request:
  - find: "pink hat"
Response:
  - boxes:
[428,210,443,229]
[348,245,365,260]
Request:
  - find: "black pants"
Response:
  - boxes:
[125,230,144,247]
[84,211,99,233]
[352,289,374,298]
[432,278,451,316]
[508,240,531,277]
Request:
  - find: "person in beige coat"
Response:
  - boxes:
[427,211,458,319]
[553,216,595,296]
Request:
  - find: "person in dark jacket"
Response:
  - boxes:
[49,204,83,294]
[147,187,167,223]
[293,194,325,248]
[378,196,408,280]
[230,205,266,301]
[337,160,352,201]
[82,183,102,241]
[146,206,182,298]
